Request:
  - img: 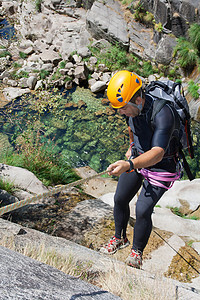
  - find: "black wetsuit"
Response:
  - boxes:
[114,94,180,252]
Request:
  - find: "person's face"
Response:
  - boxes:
[119,95,142,117]
[119,102,139,117]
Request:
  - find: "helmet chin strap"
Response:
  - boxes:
[128,102,143,115]
[129,90,143,115]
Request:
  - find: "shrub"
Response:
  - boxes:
[0,177,15,194]
[59,61,66,69]
[0,50,11,58]
[12,62,22,69]
[89,43,129,71]
[12,70,29,79]
[39,69,50,80]
[119,0,133,5]
[0,130,80,187]
[19,51,28,59]
[88,43,156,76]
[133,3,145,23]
[173,37,199,73]
[143,11,155,26]
[188,80,199,100]
[188,23,200,53]
[154,22,163,33]
[142,61,154,77]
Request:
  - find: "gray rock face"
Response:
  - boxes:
[0,163,48,195]
[128,21,156,60]
[155,35,177,65]
[3,87,31,101]
[91,81,107,93]
[141,0,200,37]
[0,245,121,300]
[0,189,18,207]
[51,199,113,243]
[86,0,129,49]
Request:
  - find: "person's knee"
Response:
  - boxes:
[114,193,124,206]
[136,202,152,219]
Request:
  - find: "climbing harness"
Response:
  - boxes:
[0,170,108,216]
[139,168,181,190]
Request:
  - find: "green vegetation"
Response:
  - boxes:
[187,240,195,247]
[169,206,199,220]
[188,23,200,53]
[119,0,133,5]
[0,50,11,58]
[35,0,42,12]
[133,2,155,26]
[19,51,28,59]
[154,22,163,33]
[12,70,29,79]
[88,43,156,78]
[39,69,50,80]
[188,80,199,100]
[12,62,22,69]
[51,60,67,81]
[59,61,66,69]
[143,11,155,26]
[0,178,15,194]
[183,121,200,179]
[174,23,200,74]
[0,132,80,187]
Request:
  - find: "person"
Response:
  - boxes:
[100,70,181,269]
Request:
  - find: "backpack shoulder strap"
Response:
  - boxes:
[179,147,195,180]
[151,99,169,123]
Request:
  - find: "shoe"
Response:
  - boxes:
[100,236,130,255]
[125,249,143,269]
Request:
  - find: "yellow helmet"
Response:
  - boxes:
[107,70,142,108]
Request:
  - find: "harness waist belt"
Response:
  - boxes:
[139,168,181,190]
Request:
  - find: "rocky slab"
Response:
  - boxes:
[0,245,120,300]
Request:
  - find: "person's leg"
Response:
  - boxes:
[132,179,167,252]
[114,170,143,239]
[100,170,143,255]
[125,179,167,268]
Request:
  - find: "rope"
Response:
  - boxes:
[154,230,200,275]
[0,170,108,216]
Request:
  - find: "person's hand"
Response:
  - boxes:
[125,147,131,159]
[107,160,130,176]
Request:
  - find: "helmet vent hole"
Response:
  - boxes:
[117,97,123,102]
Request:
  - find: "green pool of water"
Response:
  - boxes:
[0,87,129,173]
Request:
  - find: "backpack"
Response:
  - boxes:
[145,80,195,181]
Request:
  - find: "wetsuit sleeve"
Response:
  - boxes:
[151,104,175,151]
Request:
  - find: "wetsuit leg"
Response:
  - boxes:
[114,171,143,239]
[132,178,167,252]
